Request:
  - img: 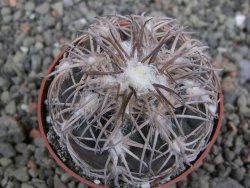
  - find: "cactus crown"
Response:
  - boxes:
[47,14,219,186]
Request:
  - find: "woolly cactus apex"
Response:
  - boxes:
[47,14,220,186]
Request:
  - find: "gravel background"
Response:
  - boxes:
[0,0,250,188]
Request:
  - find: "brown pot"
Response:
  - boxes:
[38,20,224,187]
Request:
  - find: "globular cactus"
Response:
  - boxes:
[47,14,219,187]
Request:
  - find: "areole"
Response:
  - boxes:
[38,18,224,187]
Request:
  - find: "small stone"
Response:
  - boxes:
[34,41,43,50]
[203,163,215,173]
[36,3,50,15]
[207,36,218,48]
[1,7,11,16]
[246,17,250,32]
[243,178,250,188]
[0,157,12,167]
[33,138,44,148]
[1,91,10,104]
[20,46,29,53]
[77,183,88,188]
[44,16,56,28]
[3,15,12,22]
[13,167,29,182]
[13,10,22,21]
[5,100,16,115]
[25,2,35,11]
[239,60,250,84]
[15,143,27,153]
[234,157,243,167]
[52,2,64,16]
[94,179,101,185]
[0,77,11,90]
[21,183,34,188]
[141,181,150,188]
[199,179,209,188]
[74,18,87,30]
[61,173,72,183]
[5,181,14,188]
[224,149,235,161]
[54,175,67,188]
[28,169,38,178]
[13,51,25,64]
[31,179,47,188]
[0,116,25,144]
[0,143,16,157]
[24,1,35,12]
[231,168,245,181]
[68,181,75,188]
[31,54,42,72]
[214,154,224,165]
[235,14,246,27]
[23,37,35,47]
[212,177,244,188]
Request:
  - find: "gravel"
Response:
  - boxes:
[13,167,30,182]
[0,0,249,187]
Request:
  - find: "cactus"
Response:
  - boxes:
[47,14,219,186]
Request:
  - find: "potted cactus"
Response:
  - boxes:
[38,14,223,187]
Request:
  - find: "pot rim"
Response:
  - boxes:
[38,40,224,188]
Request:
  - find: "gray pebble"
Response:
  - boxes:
[13,51,25,64]
[231,168,245,181]
[54,174,67,188]
[246,17,250,32]
[234,157,243,167]
[212,177,244,188]
[21,183,35,188]
[0,143,16,157]
[22,37,35,47]
[207,35,218,48]
[52,2,64,16]
[25,2,35,11]
[224,149,235,161]
[28,169,38,178]
[13,11,23,21]
[1,7,11,16]
[0,77,11,90]
[199,179,209,188]
[203,163,215,173]
[0,158,12,167]
[61,172,72,183]
[13,167,29,182]
[31,54,42,73]
[0,116,25,144]
[214,154,224,165]
[3,15,12,23]
[239,60,250,84]
[5,181,14,188]
[74,18,87,30]
[44,15,56,28]
[15,143,27,153]
[243,178,250,188]
[68,181,75,188]
[33,138,44,148]
[36,2,50,15]
[34,41,44,51]
[5,100,16,115]
[1,90,10,104]
[31,178,47,188]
